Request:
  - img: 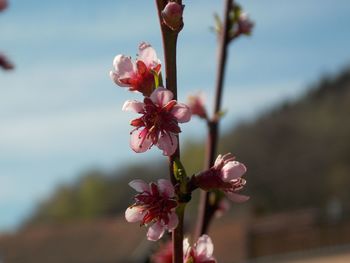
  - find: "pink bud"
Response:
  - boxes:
[0,53,14,70]
[161,2,184,31]
[195,153,249,203]
[187,92,207,119]
[0,0,8,12]
[238,13,254,35]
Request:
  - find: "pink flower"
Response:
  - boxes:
[195,153,249,203]
[123,87,191,156]
[237,12,254,35]
[125,179,178,241]
[151,241,173,263]
[184,235,217,263]
[187,92,207,119]
[110,42,161,96]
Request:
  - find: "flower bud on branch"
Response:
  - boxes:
[125,179,179,241]
[194,153,249,203]
[161,2,184,31]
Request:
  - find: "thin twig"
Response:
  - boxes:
[195,0,233,238]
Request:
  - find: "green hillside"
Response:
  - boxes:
[26,67,350,226]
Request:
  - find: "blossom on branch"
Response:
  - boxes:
[110,42,161,96]
[123,87,191,156]
[237,12,254,35]
[161,2,184,31]
[184,235,217,263]
[0,53,14,70]
[125,179,178,241]
[195,153,249,203]
[187,92,207,119]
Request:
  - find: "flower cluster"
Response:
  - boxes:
[111,43,191,156]
[125,179,178,241]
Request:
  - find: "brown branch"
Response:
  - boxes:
[195,0,233,238]
[155,1,184,262]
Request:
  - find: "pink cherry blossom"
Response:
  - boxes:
[110,42,161,96]
[187,92,207,119]
[195,153,249,203]
[125,179,178,241]
[184,235,217,263]
[123,87,191,156]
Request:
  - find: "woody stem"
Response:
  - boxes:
[155,1,184,263]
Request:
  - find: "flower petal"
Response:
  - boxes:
[150,87,173,107]
[221,161,247,181]
[225,192,250,203]
[129,179,150,193]
[125,207,145,223]
[111,54,135,87]
[157,179,175,197]
[157,133,177,156]
[130,129,153,153]
[196,235,214,259]
[138,42,160,69]
[167,211,178,230]
[171,103,191,123]
[147,221,165,241]
[183,238,191,256]
[122,100,145,113]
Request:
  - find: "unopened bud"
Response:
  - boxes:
[238,13,254,35]
[0,0,8,12]
[161,2,184,31]
[0,53,14,70]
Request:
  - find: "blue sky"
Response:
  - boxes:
[0,0,350,232]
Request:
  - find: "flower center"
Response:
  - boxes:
[134,183,177,225]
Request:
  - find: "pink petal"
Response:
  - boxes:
[147,222,165,241]
[157,133,177,156]
[122,100,145,113]
[221,161,247,181]
[183,238,191,255]
[213,154,224,168]
[111,55,135,87]
[150,87,173,107]
[167,211,179,230]
[225,192,250,203]
[130,129,153,153]
[138,42,160,69]
[125,207,144,223]
[129,179,150,193]
[157,179,175,198]
[196,235,214,259]
[171,103,191,123]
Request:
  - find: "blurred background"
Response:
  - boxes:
[1,0,350,262]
